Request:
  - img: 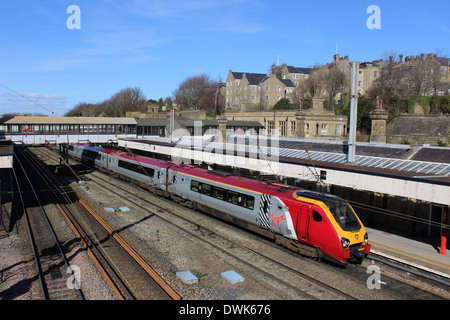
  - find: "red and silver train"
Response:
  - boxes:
[68,144,371,264]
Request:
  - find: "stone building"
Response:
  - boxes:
[279,64,313,87]
[126,104,167,119]
[225,70,295,112]
[224,97,347,139]
[225,70,268,111]
[358,60,383,95]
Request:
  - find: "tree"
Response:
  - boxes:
[173,74,216,110]
[105,87,147,117]
[65,86,147,117]
[341,95,374,134]
[272,98,291,110]
[173,74,224,114]
[323,68,345,110]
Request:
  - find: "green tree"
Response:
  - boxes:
[341,95,374,134]
[272,98,291,110]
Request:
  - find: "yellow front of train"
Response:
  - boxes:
[319,200,371,264]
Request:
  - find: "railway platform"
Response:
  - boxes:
[367,227,450,280]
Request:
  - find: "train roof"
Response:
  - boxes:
[84,145,104,152]
[100,148,172,168]
[172,164,300,198]
[72,144,336,204]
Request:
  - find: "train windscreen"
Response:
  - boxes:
[327,201,361,231]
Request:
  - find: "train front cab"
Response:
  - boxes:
[293,191,371,264]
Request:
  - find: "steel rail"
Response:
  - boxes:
[20,147,134,300]
[25,146,179,300]
[10,165,47,299]
[15,148,85,300]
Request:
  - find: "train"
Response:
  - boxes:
[67,143,371,264]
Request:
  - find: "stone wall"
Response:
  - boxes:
[386,115,449,146]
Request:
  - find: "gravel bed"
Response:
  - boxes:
[5,147,446,301]
[0,161,116,300]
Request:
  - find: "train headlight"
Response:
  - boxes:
[364,233,369,245]
[341,237,350,249]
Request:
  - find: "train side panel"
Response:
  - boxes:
[170,170,298,240]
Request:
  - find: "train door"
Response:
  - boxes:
[296,205,310,242]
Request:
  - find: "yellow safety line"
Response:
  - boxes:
[370,240,450,267]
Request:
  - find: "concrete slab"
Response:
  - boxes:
[221,270,245,283]
[176,270,198,284]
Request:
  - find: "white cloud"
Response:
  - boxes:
[0,91,68,116]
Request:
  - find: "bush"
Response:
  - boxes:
[272,98,291,110]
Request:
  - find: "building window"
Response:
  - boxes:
[277,96,281,101]
[265,95,269,101]
[279,121,286,137]
[293,74,299,79]
[265,86,269,91]
[267,121,274,135]
[374,70,378,78]
[290,121,296,135]
[335,124,341,136]
[251,86,256,91]
[251,95,255,101]
[321,124,328,135]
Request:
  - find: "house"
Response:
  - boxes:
[280,64,313,87]
[225,70,296,112]
[225,70,268,112]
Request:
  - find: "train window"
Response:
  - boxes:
[190,180,254,210]
[312,210,322,222]
[226,191,239,205]
[118,160,154,177]
[191,180,200,192]
[213,187,224,200]
[200,183,211,196]
[241,194,255,210]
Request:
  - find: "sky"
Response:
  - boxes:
[0,0,449,117]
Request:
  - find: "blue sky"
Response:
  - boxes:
[0,0,449,116]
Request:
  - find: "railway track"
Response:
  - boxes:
[34,146,449,300]
[34,146,359,300]
[16,147,180,300]
[13,148,84,300]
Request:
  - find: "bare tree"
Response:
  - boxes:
[324,68,345,109]
[173,74,216,110]
[65,87,147,117]
[172,74,225,115]
[106,87,147,116]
